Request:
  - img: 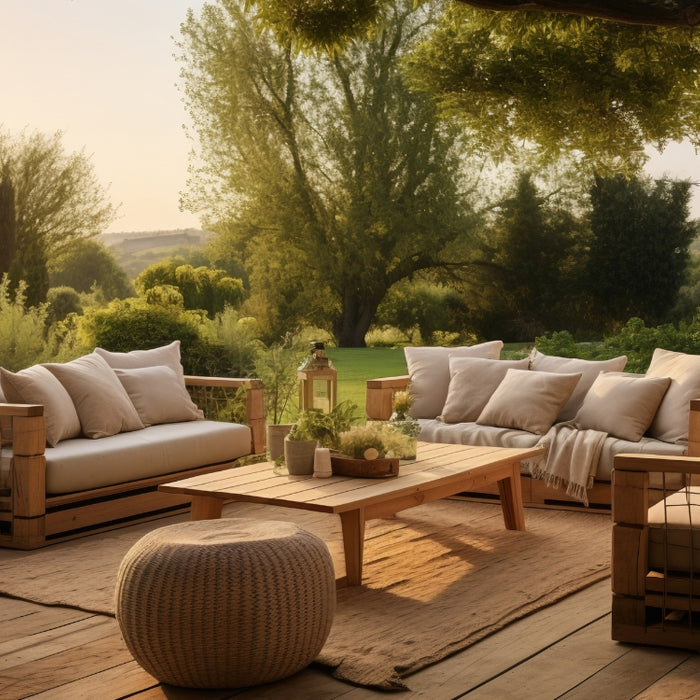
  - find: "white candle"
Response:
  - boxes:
[314,447,332,478]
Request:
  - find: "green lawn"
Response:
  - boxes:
[322,343,534,418]
[325,347,407,416]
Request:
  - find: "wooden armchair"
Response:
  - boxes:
[612,445,700,650]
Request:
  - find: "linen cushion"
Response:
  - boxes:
[439,357,530,423]
[574,372,671,442]
[115,365,203,426]
[645,348,700,444]
[44,421,251,494]
[476,369,582,435]
[0,365,82,446]
[529,350,628,421]
[44,353,144,439]
[405,341,504,419]
[94,340,185,380]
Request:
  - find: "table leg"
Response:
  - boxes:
[339,508,366,586]
[190,496,224,520]
[497,462,526,531]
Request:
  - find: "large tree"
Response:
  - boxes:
[405,7,700,167]
[256,1,700,44]
[586,174,694,330]
[48,239,133,301]
[0,129,116,304]
[468,172,588,340]
[179,0,479,346]
[255,2,700,168]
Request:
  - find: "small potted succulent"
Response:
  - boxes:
[388,388,421,459]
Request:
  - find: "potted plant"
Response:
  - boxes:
[254,335,304,461]
[284,401,358,475]
[388,388,421,459]
[332,422,414,478]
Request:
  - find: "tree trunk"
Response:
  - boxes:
[0,171,16,277]
[335,291,383,347]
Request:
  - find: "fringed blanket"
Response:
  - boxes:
[522,421,608,506]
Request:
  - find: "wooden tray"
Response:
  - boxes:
[330,455,399,478]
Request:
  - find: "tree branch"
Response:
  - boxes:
[455,0,700,27]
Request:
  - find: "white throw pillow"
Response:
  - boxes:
[529,350,628,421]
[645,348,700,444]
[0,365,82,446]
[439,356,530,423]
[574,371,671,442]
[476,369,582,435]
[115,365,204,426]
[405,341,504,419]
[94,340,185,380]
[44,353,144,439]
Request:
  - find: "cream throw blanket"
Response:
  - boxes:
[523,421,607,506]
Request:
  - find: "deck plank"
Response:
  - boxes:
[4,575,700,699]
[633,654,700,699]
[560,644,693,699]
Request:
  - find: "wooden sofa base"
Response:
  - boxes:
[0,458,257,549]
[454,472,612,512]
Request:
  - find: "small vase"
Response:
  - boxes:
[284,437,317,475]
[388,414,421,460]
[267,423,293,461]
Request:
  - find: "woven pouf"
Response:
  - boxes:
[115,518,336,688]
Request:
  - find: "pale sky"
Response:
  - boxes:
[1,0,698,234]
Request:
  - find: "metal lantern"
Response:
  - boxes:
[297,341,337,413]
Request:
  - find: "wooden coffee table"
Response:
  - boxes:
[159,441,543,586]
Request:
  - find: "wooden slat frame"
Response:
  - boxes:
[611,400,700,650]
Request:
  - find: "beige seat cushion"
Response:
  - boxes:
[405,341,503,419]
[44,353,144,438]
[645,348,700,444]
[529,350,628,421]
[648,488,700,574]
[115,365,203,426]
[574,372,671,442]
[477,369,581,435]
[44,421,252,494]
[94,340,185,380]
[439,357,529,423]
[0,365,82,446]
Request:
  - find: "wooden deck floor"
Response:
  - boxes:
[3,578,700,699]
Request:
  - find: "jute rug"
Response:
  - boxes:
[0,499,611,690]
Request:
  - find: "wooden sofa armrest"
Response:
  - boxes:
[365,375,410,421]
[614,453,700,475]
[0,403,46,456]
[184,376,265,455]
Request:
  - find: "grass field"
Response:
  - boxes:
[325,347,407,416]
[322,343,532,418]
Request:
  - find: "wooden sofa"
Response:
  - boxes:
[367,363,699,512]
[0,375,265,550]
[612,408,700,650]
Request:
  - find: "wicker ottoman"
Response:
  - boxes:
[115,518,336,688]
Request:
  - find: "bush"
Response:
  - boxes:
[603,317,700,373]
[0,276,48,370]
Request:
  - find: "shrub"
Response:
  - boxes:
[603,317,700,373]
[0,275,48,370]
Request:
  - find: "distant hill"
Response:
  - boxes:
[99,228,212,279]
